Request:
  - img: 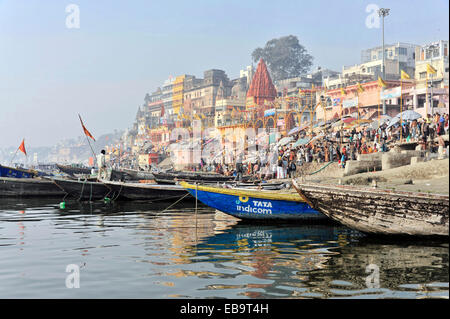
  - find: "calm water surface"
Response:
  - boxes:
[0,198,448,299]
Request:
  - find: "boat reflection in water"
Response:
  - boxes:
[158,211,448,299]
[0,199,447,299]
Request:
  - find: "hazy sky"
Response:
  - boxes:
[0,0,448,148]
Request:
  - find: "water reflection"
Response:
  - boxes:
[0,199,447,299]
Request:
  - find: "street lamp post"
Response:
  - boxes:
[378,8,390,114]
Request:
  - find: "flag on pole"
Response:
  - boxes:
[19,139,27,156]
[426,63,437,74]
[357,82,364,93]
[377,77,387,88]
[78,114,96,141]
[400,70,410,80]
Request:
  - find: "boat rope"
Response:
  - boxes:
[149,194,190,202]
[78,179,87,202]
[158,193,190,214]
[51,179,69,201]
[308,161,335,175]
[111,184,123,201]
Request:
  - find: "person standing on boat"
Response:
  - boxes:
[235,153,244,182]
[97,149,107,180]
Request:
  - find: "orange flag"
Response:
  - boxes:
[19,139,27,156]
[78,114,95,141]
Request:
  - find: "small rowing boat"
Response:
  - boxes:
[292,180,449,236]
[180,182,324,220]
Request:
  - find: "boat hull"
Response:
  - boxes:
[52,178,112,200]
[0,177,65,197]
[293,181,449,236]
[56,164,91,176]
[181,182,324,220]
[103,181,190,201]
[0,164,36,178]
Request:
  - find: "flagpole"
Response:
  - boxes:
[9,148,19,167]
[85,135,97,163]
[425,72,428,116]
[378,85,381,129]
[400,79,403,141]
[78,114,97,163]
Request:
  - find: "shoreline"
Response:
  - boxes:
[294,158,449,195]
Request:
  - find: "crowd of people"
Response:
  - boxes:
[165,112,449,181]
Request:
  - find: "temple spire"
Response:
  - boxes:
[246,58,277,106]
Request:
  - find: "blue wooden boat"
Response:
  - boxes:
[0,164,37,178]
[180,182,325,221]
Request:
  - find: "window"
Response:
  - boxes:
[433,47,440,58]
[398,47,407,55]
[419,72,427,79]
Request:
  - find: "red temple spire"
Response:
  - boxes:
[247,58,277,106]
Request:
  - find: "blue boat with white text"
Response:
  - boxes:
[0,164,37,178]
[180,182,325,221]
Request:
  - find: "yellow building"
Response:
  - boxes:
[172,75,186,115]
[414,40,449,89]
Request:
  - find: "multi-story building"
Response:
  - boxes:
[359,42,418,80]
[414,40,449,89]
[161,77,175,123]
[411,40,449,115]
[240,65,255,87]
[183,69,231,126]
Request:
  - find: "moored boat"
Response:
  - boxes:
[154,171,237,184]
[0,177,65,197]
[292,180,449,236]
[102,181,190,201]
[0,164,37,178]
[56,164,92,176]
[180,181,324,220]
[121,168,155,181]
[52,178,112,200]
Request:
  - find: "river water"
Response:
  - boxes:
[0,198,448,299]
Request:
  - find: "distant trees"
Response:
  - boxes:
[252,35,313,81]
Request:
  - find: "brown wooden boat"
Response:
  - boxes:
[292,180,449,236]
[0,177,65,197]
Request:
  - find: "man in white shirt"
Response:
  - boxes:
[97,149,107,180]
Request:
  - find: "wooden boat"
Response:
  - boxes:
[102,181,190,201]
[153,171,245,184]
[225,181,288,190]
[0,177,65,197]
[56,164,91,176]
[180,181,324,220]
[292,181,449,236]
[0,164,37,178]
[121,168,155,181]
[52,178,112,200]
